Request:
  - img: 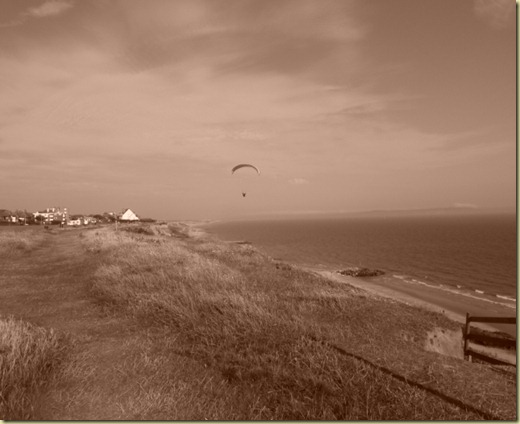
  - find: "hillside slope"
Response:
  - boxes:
[0,224,515,420]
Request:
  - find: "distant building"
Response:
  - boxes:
[84,216,97,225]
[67,215,97,226]
[119,208,139,222]
[0,209,14,224]
[33,207,68,224]
[0,210,29,224]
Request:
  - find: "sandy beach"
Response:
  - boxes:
[314,269,516,338]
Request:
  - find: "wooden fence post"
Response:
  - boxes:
[464,313,471,362]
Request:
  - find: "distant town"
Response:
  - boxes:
[0,207,154,226]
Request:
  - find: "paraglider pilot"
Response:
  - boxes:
[231,164,260,198]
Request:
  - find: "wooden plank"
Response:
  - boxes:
[463,312,470,359]
[466,333,516,349]
[465,348,516,366]
[467,316,516,324]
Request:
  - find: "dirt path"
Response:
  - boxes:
[0,228,147,419]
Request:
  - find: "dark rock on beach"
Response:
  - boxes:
[337,267,385,277]
[275,262,292,271]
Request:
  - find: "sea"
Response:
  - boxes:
[206,213,517,304]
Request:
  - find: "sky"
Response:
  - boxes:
[0,0,516,220]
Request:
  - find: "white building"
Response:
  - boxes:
[119,208,139,222]
[33,207,68,224]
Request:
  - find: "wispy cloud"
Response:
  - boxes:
[0,0,73,28]
[27,0,74,18]
[113,0,365,42]
[474,0,515,29]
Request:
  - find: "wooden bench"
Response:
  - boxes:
[463,313,516,366]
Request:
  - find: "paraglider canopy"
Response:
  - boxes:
[231,164,260,175]
[231,164,260,197]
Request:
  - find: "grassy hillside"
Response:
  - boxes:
[0,224,516,419]
[0,229,46,257]
[0,317,65,419]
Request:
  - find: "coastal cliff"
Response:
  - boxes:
[0,223,515,420]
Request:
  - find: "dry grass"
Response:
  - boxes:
[0,230,45,257]
[77,224,516,420]
[0,316,66,419]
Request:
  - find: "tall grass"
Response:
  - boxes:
[0,231,45,257]
[0,317,66,419]
[80,224,516,420]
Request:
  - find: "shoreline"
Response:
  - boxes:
[312,268,516,337]
[194,222,517,337]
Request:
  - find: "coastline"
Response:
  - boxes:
[312,268,516,337]
[2,222,516,419]
[196,221,517,338]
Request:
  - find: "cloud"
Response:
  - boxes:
[0,0,73,28]
[474,0,515,29]
[289,178,309,185]
[114,0,364,42]
[89,0,365,81]
[27,0,73,18]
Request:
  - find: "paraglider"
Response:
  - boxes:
[231,164,260,197]
[231,164,260,174]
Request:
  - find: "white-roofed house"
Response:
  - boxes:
[119,208,140,222]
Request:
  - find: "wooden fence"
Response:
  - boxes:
[463,313,516,366]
